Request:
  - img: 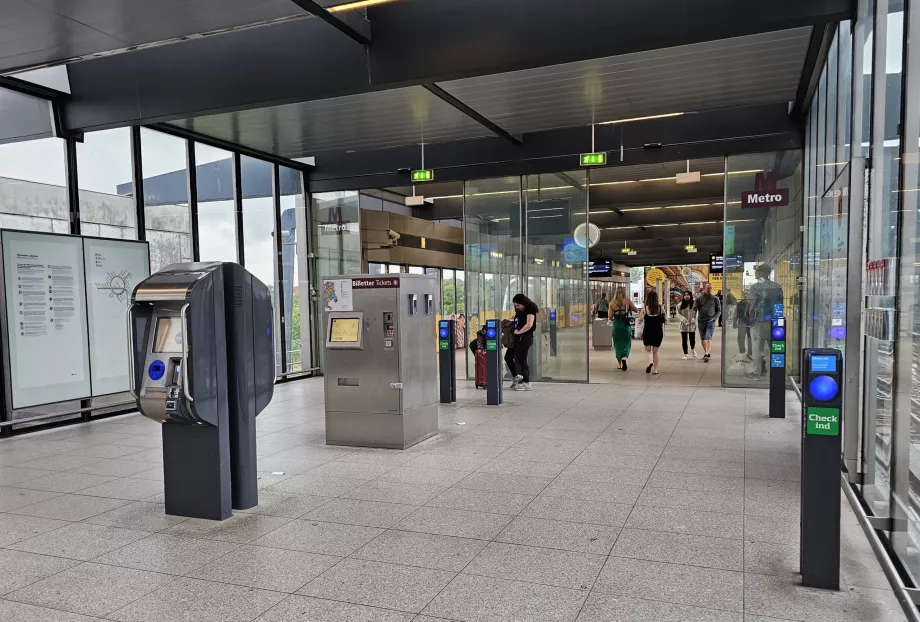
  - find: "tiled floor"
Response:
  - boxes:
[0,329,906,621]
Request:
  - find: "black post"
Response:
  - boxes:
[769,303,787,418]
[549,308,557,357]
[485,319,503,406]
[439,319,456,404]
[800,348,843,590]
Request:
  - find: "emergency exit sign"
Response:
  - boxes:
[806,407,840,436]
[580,152,608,166]
[411,169,434,182]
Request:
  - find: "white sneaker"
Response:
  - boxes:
[682,354,688,360]
[692,350,698,358]
[513,375,523,386]
[516,382,532,391]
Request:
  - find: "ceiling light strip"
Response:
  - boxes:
[599,112,685,125]
[327,0,395,12]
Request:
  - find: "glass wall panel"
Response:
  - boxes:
[312,191,362,371]
[76,129,137,239]
[279,165,308,374]
[723,151,803,388]
[195,143,237,263]
[0,136,68,232]
[862,0,903,523]
[897,0,920,583]
[463,177,522,380]
[523,172,588,382]
[140,129,191,272]
[826,31,839,189]
[838,21,854,172]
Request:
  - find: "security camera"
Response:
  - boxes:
[386,230,400,242]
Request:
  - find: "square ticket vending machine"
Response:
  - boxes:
[324,274,438,449]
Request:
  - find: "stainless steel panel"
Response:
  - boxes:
[399,274,438,416]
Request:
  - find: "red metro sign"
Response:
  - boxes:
[741,172,789,208]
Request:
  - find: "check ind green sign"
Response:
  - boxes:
[411,169,434,182]
[771,341,785,353]
[580,152,608,166]
[439,340,449,351]
[807,407,840,436]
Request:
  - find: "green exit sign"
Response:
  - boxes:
[411,169,434,182]
[580,152,608,166]
[807,407,839,436]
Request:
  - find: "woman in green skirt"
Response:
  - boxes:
[610,286,638,370]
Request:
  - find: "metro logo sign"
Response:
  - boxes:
[741,172,789,208]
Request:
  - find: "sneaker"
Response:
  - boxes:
[692,350,698,358]
[516,382,532,391]
[682,354,688,360]
[513,375,523,386]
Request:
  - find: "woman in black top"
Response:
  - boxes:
[640,291,666,375]
[507,293,538,391]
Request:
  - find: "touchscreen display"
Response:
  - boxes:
[330,318,360,343]
[810,354,836,373]
[153,317,183,353]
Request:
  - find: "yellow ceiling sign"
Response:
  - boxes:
[646,268,666,286]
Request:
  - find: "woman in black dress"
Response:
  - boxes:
[640,291,666,375]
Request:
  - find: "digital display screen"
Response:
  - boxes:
[811,355,837,373]
[709,253,724,273]
[153,317,183,353]
[588,258,612,277]
[329,318,360,343]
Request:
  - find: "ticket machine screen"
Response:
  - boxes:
[153,317,183,353]
[330,318,360,343]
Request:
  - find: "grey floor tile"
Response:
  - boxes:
[646,471,745,493]
[654,458,745,478]
[841,524,891,590]
[0,549,79,596]
[190,544,339,592]
[611,528,743,571]
[308,460,398,480]
[0,466,56,487]
[77,477,164,501]
[744,462,801,482]
[422,573,587,622]
[164,513,291,543]
[454,471,552,495]
[237,490,332,518]
[523,495,632,527]
[108,576,285,622]
[660,447,745,464]
[82,501,188,532]
[744,541,799,578]
[744,515,799,545]
[14,471,119,494]
[0,600,100,622]
[636,487,744,514]
[498,443,586,464]
[395,506,512,540]
[0,513,70,546]
[744,573,905,621]
[71,458,159,478]
[266,473,366,497]
[464,541,604,590]
[625,506,743,540]
[304,497,419,528]
[92,533,239,575]
[541,477,643,505]
[427,487,534,515]
[476,458,567,479]
[251,518,382,556]
[560,464,651,486]
[380,466,474,487]
[577,592,743,621]
[352,529,487,572]
[0,486,61,512]
[497,516,620,555]
[8,493,129,521]
[342,479,447,505]
[6,562,174,617]
[17,454,97,472]
[593,556,743,612]
[405,452,492,472]
[256,595,414,622]
[571,450,661,471]
[299,558,454,613]
[9,522,150,561]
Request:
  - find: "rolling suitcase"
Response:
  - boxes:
[475,348,488,389]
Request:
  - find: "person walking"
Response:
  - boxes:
[734,290,754,359]
[677,291,698,360]
[610,286,638,370]
[717,290,724,327]
[595,292,610,319]
[693,282,721,362]
[508,293,538,391]
[640,291,666,374]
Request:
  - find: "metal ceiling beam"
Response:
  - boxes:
[289,0,371,45]
[423,84,521,146]
[792,22,837,116]
[62,0,853,132]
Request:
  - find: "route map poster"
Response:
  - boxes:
[84,238,150,396]
[322,278,353,312]
[2,231,91,408]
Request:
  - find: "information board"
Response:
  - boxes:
[2,231,91,409]
[83,238,150,396]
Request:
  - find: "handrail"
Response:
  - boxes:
[179,304,193,403]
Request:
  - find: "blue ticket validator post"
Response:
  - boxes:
[485,319,503,406]
[800,348,843,590]
[438,319,456,404]
[769,304,786,418]
[549,308,558,357]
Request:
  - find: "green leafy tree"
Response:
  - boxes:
[443,279,465,315]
